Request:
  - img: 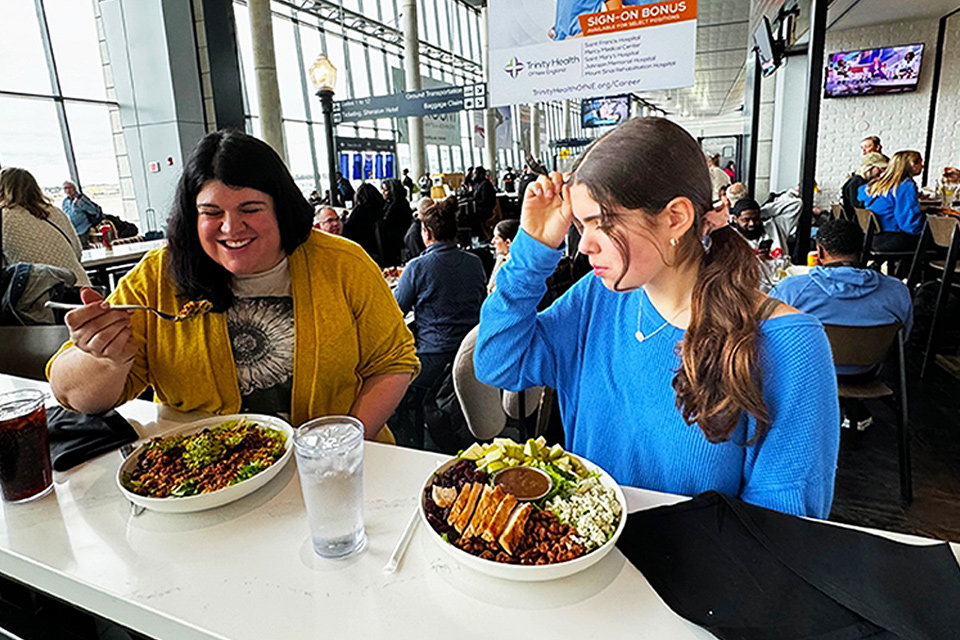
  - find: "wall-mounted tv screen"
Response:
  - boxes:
[824,44,924,98]
[754,16,779,77]
[581,95,630,128]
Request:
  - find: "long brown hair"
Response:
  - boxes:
[866,150,921,198]
[0,167,52,220]
[571,117,769,443]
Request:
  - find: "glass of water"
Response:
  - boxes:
[293,416,366,558]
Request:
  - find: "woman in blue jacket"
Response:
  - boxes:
[474,118,840,519]
[858,150,924,254]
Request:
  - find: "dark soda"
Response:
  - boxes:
[0,398,53,503]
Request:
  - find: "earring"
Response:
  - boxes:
[669,237,678,247]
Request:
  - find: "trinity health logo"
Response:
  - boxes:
[504,57,524,79]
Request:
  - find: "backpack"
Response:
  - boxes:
[1,263,81,326]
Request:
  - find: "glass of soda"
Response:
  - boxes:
[0,389,53,503]
[293,416,366,558]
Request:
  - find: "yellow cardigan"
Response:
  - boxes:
[49,232,419,430]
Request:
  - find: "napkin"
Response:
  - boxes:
[617,491,960,640]
[47,406,138,471]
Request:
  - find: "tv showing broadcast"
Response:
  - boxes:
[824,44,924,98]
[581,95,630,128]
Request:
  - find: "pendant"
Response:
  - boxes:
[635,331,645,342]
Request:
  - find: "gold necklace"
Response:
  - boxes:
[635,294,689,343]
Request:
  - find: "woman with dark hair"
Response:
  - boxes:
[48,130,418,440]
[0,167,90,285]
[342,182,385,261]
[475,117,839,518]
[380,178,412,267]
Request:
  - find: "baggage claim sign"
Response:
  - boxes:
[489,0,696,106]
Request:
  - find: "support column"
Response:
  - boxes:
[402,0,426,180]
[530,103,541,158]
[249,0,286,161]
[480,8,497,178]
[562,100,572,138]
[794,0,827,263]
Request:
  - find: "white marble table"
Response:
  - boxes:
[0,375,956,640]
[81,239,166,269]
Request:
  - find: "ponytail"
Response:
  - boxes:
[572,117,772,444]
[672,226,770,442]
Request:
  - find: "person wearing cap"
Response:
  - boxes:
[841,152,888,220]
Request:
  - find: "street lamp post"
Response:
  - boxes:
[309,54,340,207]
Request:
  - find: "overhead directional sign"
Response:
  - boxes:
[333,84,487,124]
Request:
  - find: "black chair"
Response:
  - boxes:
[822,323,911,502]
[854,208,916,272]
[0,325,70,380]
[913,215,960,378]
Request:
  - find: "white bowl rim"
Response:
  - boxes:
[116,413,294,507]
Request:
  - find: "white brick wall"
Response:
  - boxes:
[816,17,948,206]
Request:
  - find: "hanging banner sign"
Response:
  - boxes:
[334,84,487,124]
[488,0,696,106]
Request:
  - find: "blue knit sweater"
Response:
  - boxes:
[475,230,840,519]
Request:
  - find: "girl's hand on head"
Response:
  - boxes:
[521,172,573,249]
[65,288,137,366]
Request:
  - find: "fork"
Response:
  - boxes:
[119,443,146,516]
[45,301,182,321]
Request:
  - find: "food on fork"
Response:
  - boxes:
[177,299,213,320]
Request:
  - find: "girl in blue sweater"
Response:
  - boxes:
[858,150,924,254]
[475,118,839,519]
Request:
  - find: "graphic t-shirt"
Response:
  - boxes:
[227,258,294,420]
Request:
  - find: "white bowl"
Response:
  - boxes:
[116,414,294,513]
[419,455,628,582]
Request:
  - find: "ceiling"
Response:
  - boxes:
[633,0,960,120]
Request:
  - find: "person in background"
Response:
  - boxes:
[516,164,538,202]
[858,150,924,255]
[62,180,103,248]
[381,178,413,267]
[943,167,960,183]
[316,206,342,235]
[731,197,787,293]
[308,190,322,208]
[46,130,418,439]
[474,117,839,519]
[771,219,912,431]
[841,152,888,220]
[488,219,520,294]
[401,169,416,200]
[726,182,749,207]
[502,167,517,193]
[403,196,433,262]
[2,167,91,285]
[860,136,887,160]
[418,173,432,195]
[706,153,731,202]
[336,172,355,207]
[471,166,497,239]
[342,183,385,263]
[723,161,736,182]
[393,198,487,447]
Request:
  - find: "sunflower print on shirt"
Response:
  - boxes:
[226,297,294,418]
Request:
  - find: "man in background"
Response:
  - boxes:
[402,169,416,200]
[771,219,912,430]
[860,136,888,161]
[315,207,342,235]
[336,172,355,207]
[62,181,102,248]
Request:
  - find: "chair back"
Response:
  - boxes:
[854,208,879,234]
[822,322,902,368]
[927,215,960,248]
[831,204,845,220]
[452,325,506,439]
[0,325,70,380]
